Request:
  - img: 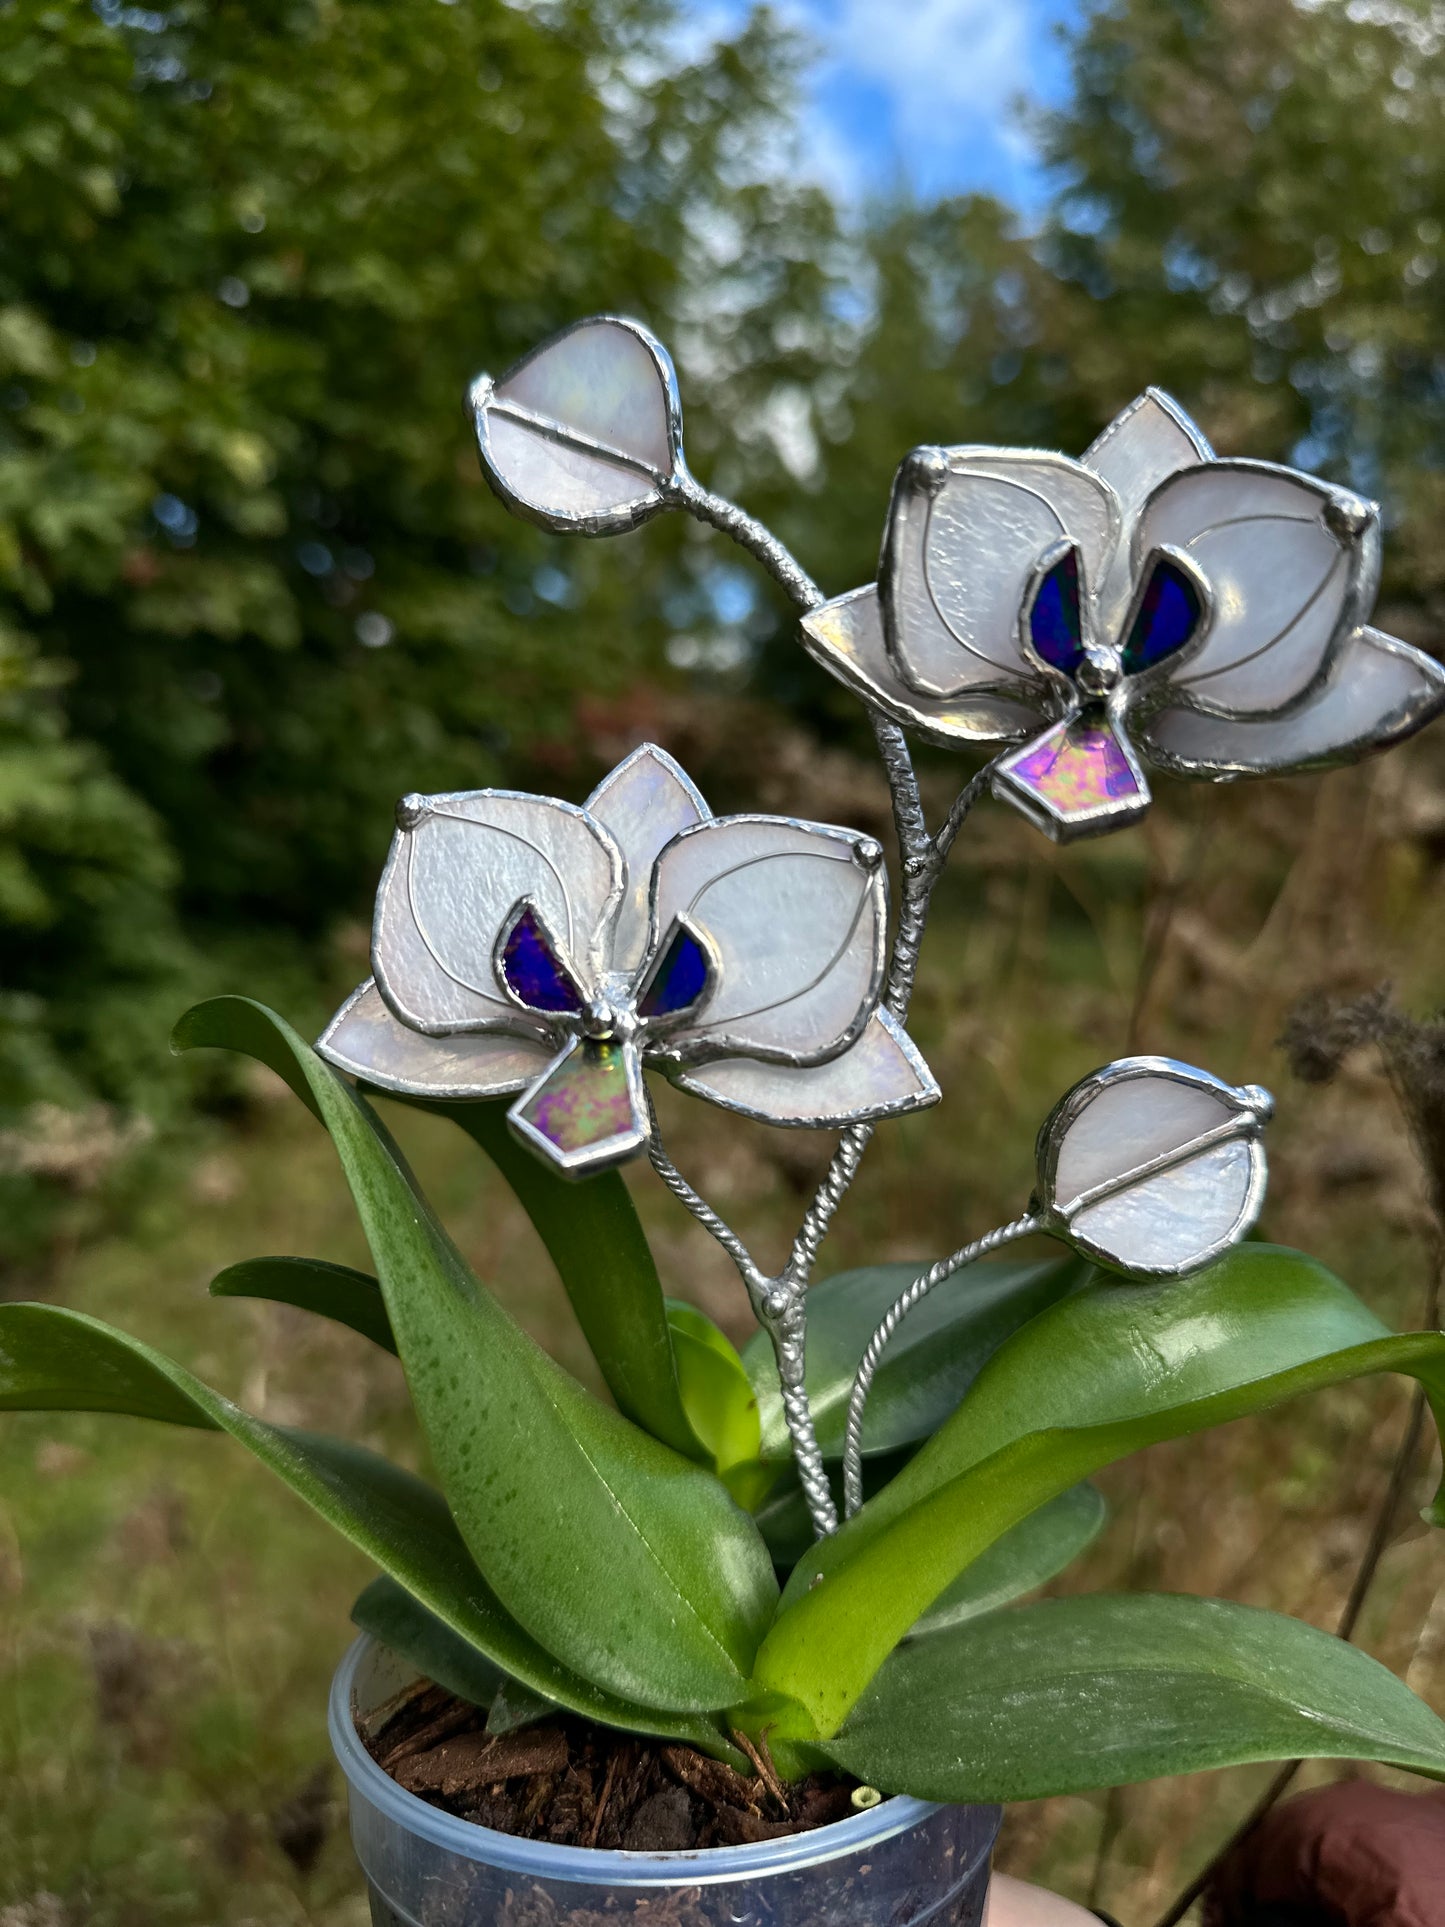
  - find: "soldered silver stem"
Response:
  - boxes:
[841,1212,1043,1520]
[672,470,826,611]
[660,477,994,1540]
[643,1074,840,1533]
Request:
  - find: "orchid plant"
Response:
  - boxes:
[7,316,1445,1839]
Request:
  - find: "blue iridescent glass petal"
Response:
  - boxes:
[638,921,711,1020]
[1122,555,1203,674]
[499,902,585,1014]
[1028,547,1086,676]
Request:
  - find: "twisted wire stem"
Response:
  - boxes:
[674,472,824,611]
[933,759,999,872]
[644,1091,838,1530]
[787,1121,872,1284]
[643,1091,767,1300]
[772,1299,840,1535]
[842,1212,1042,1519]
[659,478,994,1539]
[867,713,933,1011]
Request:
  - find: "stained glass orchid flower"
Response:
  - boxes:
[317,745,938,1176]
[800,389,1445,841]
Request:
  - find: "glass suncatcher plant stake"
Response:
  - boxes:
[325,313,1445,1543]
[840,1058,1275,1518]
[319,748,936,1174]
[14,304,1445,1914]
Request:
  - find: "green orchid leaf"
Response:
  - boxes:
[826,1593,1445,1800]
[758,1247,1445,1737]
[666,1300,759,1468]
[665,1299,776,1508]
[428,1099,704,1461]
[351,1575,644,1748]
[211,1256,397,1354]
[783,1246,1408,1595]
[753,1449,915,1570]
[352,1574,507,1709]
[488,1676,562,1737]
[909,1484,1107,1638]
[743,1254,1087,1461]
[753,1472,824,1570]
[0,1302,727,1753]
[757,1473,1102,1612]
[174,997,778,1715]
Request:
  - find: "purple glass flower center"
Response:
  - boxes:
[499,903,585,1014]
[993,718,1149,839]
[1029,547,1085,677]
[1122,555,1203,674]
[512,1039,641,1160]
[638,921,711,1020]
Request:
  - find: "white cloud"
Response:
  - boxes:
[670,0,1064,202]
[826,0,1032,120]
[805,0,1044,199]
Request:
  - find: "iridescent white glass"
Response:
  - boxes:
[800,387,1445,839]
[319,745,938,1174]
[1035,1057,1272,1278]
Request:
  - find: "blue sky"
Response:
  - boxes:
[680,1,1083,206]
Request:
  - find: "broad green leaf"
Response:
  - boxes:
[0,1303,727,1753]
[175,998,778,1714]
[757,1475,1102,1618]
[488,1676,562,1737]
[753,1473,825,1570]
[352,1574,506,1709]
[909,1484,1107,1638]
[758,1248,1445,1736]
[351,1575,688,1750]
[784,1247,1401,1593]
[212,1256,397,1354]
[428,1099,704,1460]
[666,1299,775,1508]
[744,1255,1086,1461]
[754,1449,915,1570]
[826,1593,1445,1799]
[667,1300,759,1467]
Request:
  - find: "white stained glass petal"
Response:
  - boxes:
[1070,1137,1259,1274]
[1049,1072,1238,1207]
[483,413,662,528]
[499,318,675,472]
[477,316,680,532]
[1138,464,1370,715]
[317,980,556,1099]
[1080,390,1212,526]
[801,586,1043,748]
[1039,1059,1269,1278]
[886,451,1120,697]
[1080,390,1212,627]
[1140,627,1445,776]
[650,818,884,1063]
[673,1010,940,1126]
[585,745,710,971]
[373,792,621,1034]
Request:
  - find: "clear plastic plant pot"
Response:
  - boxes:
[330,1636,1001,1927]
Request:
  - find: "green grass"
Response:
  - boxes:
[5,750,1445,1922]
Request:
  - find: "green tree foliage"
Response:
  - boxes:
[788,0,1445,611]
[5,0,1445,1254]
[0,0,842,1249]
[1037,0,1445,605]
[0,627,190,1250]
